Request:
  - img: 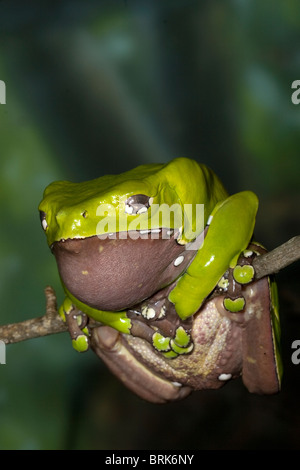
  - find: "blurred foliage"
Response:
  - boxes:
[0,0,299,450]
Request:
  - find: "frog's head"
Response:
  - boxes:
[38,158,228,311]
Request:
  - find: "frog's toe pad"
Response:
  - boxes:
[233,264,255,284]
[152,326,193,358]
[72,334,90,352]
[223,296,245,313]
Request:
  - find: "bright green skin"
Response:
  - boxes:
[39,157,259,350]
[40,157,229,245]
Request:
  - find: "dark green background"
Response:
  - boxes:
[0,0,299,449]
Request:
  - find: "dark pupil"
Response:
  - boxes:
[127,194,150,206]
[126,194,150,213]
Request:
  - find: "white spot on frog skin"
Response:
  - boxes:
[175,226,183,241]
[174,255,184,266]
[139,229,150,234]
[248,287,255,298]
[218,373,232,381]
[171,381,182,387]
[218,277,229,290]
[243,250,253,258]
[141,306,156,319]
[207,215,213,225]
[158,306,166,318]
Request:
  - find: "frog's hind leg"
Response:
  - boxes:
[91,325,192,403]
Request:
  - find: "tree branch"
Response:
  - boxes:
[0,236,299,346]
[0,287,67,345]
[253,236,300,280]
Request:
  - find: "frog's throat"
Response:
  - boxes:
[52,229,199,312]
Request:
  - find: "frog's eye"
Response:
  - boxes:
[125,194,153,215]
[39,211,48,231]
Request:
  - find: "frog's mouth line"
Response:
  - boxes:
[51,228,198,312]
[50,227,182,247]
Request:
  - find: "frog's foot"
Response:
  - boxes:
[128,313,194,359]
[127,293,194,358]
[58,298,90,352]
[214,242,263,319]
[153,326,194,358]
[91,325,192,403]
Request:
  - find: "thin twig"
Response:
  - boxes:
[253,236,300,279]
[0,236,299,345]
[0,287,67,345]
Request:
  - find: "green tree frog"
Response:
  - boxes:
[39,157,282,403]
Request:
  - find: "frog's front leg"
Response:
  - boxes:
[129,312,194,359]
[58,299,191,403]
[128,286,194,358]
[59,297,90,352]
[59,288,193,359]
